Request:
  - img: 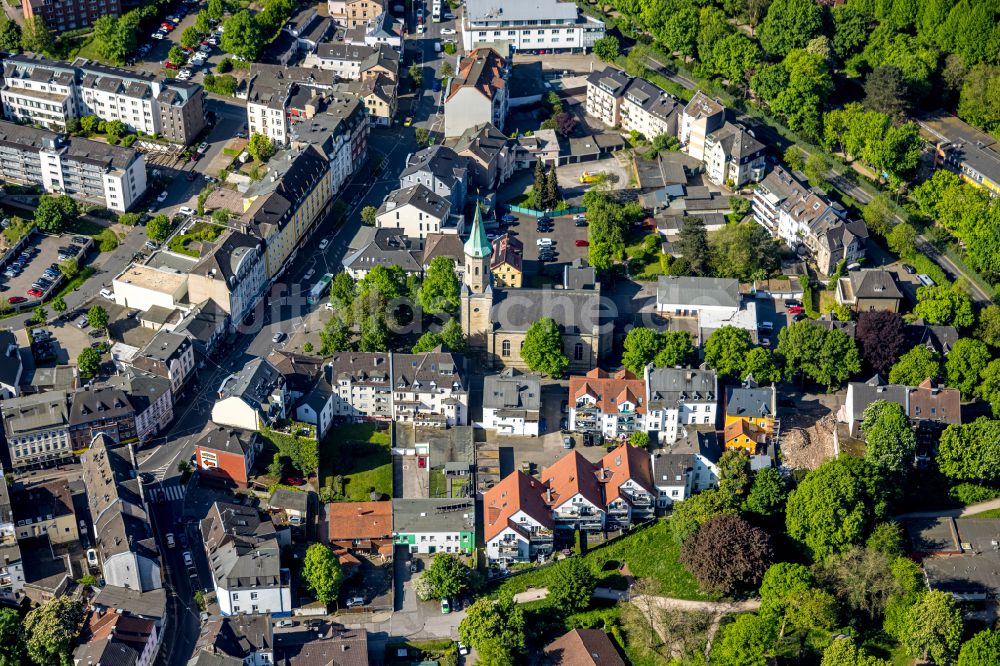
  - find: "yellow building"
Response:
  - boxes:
[490,233,523,288]
[723,382,776,451]
[242,145,333,280]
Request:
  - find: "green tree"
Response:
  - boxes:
[33,194,78,233]
[87,305,109,330]
[0,608,27,666]
[358,315,389,352]
[975,304,1000,349]
[521,318,569,377]
[887,222,918,258]
[361,205,377,226]
[958,64,1000,135]
[440,317,466,352]
[629,431,649,448]
[670,488,737,544]
[79,115,100,135]
[900,591,964,664]
[710,221,782,281]
[302,543,344,604]
[0,16,21,53]
[861,193,896,238]
[711,33,762,90]
[945,337,991,397]
[147,214,171,242]
[621,327,661,375]
[803,152,830,187]
[936,418,1000,483]
[866,522,905,558]
[419,257,460,315]
[958,630,1000,666]
[860,400,916,476]
[24,595,85,666]
[711,613,775,666]
[593,35,620,61]
[654,330,694,368]
[743,467,788,517]
[889,345,941,385]
[168,45,187,66]
[717,448,752,506]
[864,65,910,119]
[195,10,213,34]
[786,456,885,560]
[532,160,546,208]
[77,347,101,379]
[549,557,596,612]
[704,326,753,379]
[814,327,862,389]
[743,347,782,383]
[21,15,53,55]
[414,128,430,147]
[976,359,1000,416]
[220,11,264,61]
[51,296,67,314]
[425,554,469,599]
[820,637,891,666]
[207,0,224,19]
[543,164,559,210]
[759,562,813,628]
[180,26,201,49]
[31,306,46,325]
[412,331,443,353]
[408,62,423,87]
[458,595,525,660]
[247,133,275,162]
[677,216,711,275]
[914,284,975,328]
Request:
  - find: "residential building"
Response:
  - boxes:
[101,370,174,445]
[73,608,159,666]
[194,426,263,488]
[130,330,195,396]
[21,0,119,33]
[10,479,79,544]
[585,67,631,128]
[343,227,424,279]
[1,55,205,143]
[211,358,288,431]
[544,629,627,666]
[268,488,310,527]
[392,498,475,554]
[344,9,402,49]
[567,368,647,440]
[2,391,72,470]
[489,233,523,287]
[320,349,469,425]
[599,443,656,528]
[324,501,393,561]
[399,145,468,212]
[375,183,460,238]
[462,0,605,52]
[836,269,903,313]
[934,128,1000,197]
[273,626,369,666]
[243,145,333,280]
[293,372,335,440]
[449,122,515,189]
[724,380,777,452]
[328,0,385,28]
[0,329,23,398]
[284,6,333,53]
[651,429,722,508]
[175,299,229,357]
[303,42,396,80]
[702,122,766,187]
[752,167,867,275]
[906,321,960,357]
[540,451,607,531]
[188,615,272,666]
[679,92,725,162]
[69,385,138,449]
[444,48,509,138]
[843,376,961,438]
[289,95,370,198]
[113,264,188,312]
[345,71,397,126]
[904,517,1000,601]
[585,67,681,140]
[245,65,336,147]
[0,120,146,212]
[200,502,291,616]
[461,207,609,372]
[0,478,24,603]
[422,233,466,280]
[81,434,161,592]
[187,231,268,332]
[481,368,541,436]
[483,471,554,566]
[645,365,719,444]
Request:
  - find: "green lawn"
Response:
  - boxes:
[961,508,1000,519]
[429,469,468,498]
[319,423,392,501]
[495,520,717,602]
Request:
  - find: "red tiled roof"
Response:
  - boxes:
[327,501,392,541]
[483,471,553,542]
[568,368,647,415]
[541,450,604,511]
[544,628,626,666]
[600,444,654,506]
[447,48,506,102]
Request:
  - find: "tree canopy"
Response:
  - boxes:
[860,400,916,476]
[521,318,569,377]
[680,514,773,594]
[24,596,85,666]
[704,326,753,379]
[301,543,344,605]
[424,554,470,600]
[936,418,1000,483]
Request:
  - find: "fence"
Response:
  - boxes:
[507,204,587,219]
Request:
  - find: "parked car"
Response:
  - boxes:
[272,331,285,343]
[563,436,574,449]
[26,288,42,298]
[441,27,456,35]
[575,239,589,247]
[440,598,451,614]
[178,206,195,217]
[536,238,553,246]
[286,476,305,486]
[7,296,25,304]
[77,316,89,329]
[345,596,365,608]
[901,263,916,274]
[182,551,193,567]
[573,214,586,222]
[100,288,114,300]
[165,533,175,548]
[276,620,296,628]
[165,61,179,70]
[156,191,169,203]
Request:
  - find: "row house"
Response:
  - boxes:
[101,370,174,445]
[567,368,647,439]
[0,120,146,212]
[303,42,397,81]
[724,379,778,460]
[211,358,288,432]
[449,122,516,190]
[444,48,509,138]
[129,330,195,397]
[245,65,337,147]
[1,391,72,470]
[69,385,138,449]
[73,607,159,666]
[651,429,722,508]
[392,498,476,555]
[399,144,469,212]
[10,479,80,544]
[290,94,369,197]
[81,434,161,592]
[375,183,460,238]
[193,425,264,488]
[645,365,719,444]
[585,67,680,141]
[483,471,555,566]
[752,166,868,275]
[0,479,24,603]
[1,55,205,144]
[187,231,268,333]
[843,375,960,439]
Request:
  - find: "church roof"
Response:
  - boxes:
[464,204,492,259]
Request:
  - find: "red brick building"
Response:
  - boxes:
[22,0,120,33]
[193,426,262,487]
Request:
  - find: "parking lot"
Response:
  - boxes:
[132,0,225,86]
[1,233,91,308]
[502,212,590,281]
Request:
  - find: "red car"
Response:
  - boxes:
[787,305,803,315]
[7,296,25,304]
[575,239,589,247]
[165,62,179,70]
[26,288,42,297]
[161,23,175,30]
[286,477,306,486]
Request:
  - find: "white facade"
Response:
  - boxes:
[485,512,549,564]
[1,77,76,131]
[217,581,292,617]
[212,397,267,432]
[548,492,606,530]
[462,0,604,52]
[481,407,539,436]
[102,550,162,593]
[445,86,506,139]
[375,200,450,238]
[78,84,158,136]
[247,102,288,147]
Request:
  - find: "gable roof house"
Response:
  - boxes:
[843,375,961,439]
[544,628,627,666]
[444,48,509,138]
[599,443,656,527]
[211,358,289,432]
[323,500,393,562]
[540,451,607,531]
[374,183,459,238]
[836,269,903,313]
[568,368,648,439]
[343,227,425,279]
[483,471,554,566]
[68,385,138,449]
[651,429,722,507]
[73,607,159,666]
[194,426,264,488]
[399,145,468,212]
[200,502,291,617]
[449,122,514,189]
[81,434,161,592]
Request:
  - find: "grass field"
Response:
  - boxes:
[961,507,1000,519]
[319,423,392,501]
[495,520,717,602]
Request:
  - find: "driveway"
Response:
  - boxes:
[504,211,589,281]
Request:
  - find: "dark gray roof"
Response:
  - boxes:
[482,368,541,411]
[392,498,475,534]
[0,120,139,171]
[725,385,775,419]
[91,585,167,620]
[490,288,603,336]
[393,350,467,391]
[269,488,310,513]
[667,428,721,463]
[452,122,509,164]
[2,390,69,436]
[191,231,262,284]
[647,366,717,408]
[100,369,171,416]
[706,121,765,159]
[195,425,259,456]
[70,386,134,427]
[314,41,377,62]
[848,269,903,301]
[906,322,959,356]
[563,259,596,290]
[247,64,336,109]
[272,627,369,666]
[401,145,467,189]
[343,228,424,274]
[0,329,22,387]
[139,329,190,363]
[217,358,284,410]
[656,276,740,309]
[201,502,285,590]
[193,615,273,662]
[651,451,692,486]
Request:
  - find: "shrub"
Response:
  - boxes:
[948,483,1000,505]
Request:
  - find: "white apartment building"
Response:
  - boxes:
[645,366,719,444]
[212,359,288,431]
[303,42,379,79]
[481,368,541,437]
[1,55,206,144]
[567,368,648,440]
[0,120,146,212]
[483,471,555,565]
[102,369,175,445]
[1,391,72,471]
[462,0,604,53]
[187,231,268,332]
[245,65,337,147]
[0,480,24,603]
[651,430,721,508]
[680,91,725,162]
[375,183,456,238]
[392,499,475,555]
[444,48,509,138]
[703,122,766,188]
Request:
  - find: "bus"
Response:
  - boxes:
[307,273,334,305]
[432,1,441,21]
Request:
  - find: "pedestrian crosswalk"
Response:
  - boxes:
[148,480,185,504]
[151,463,171,481]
